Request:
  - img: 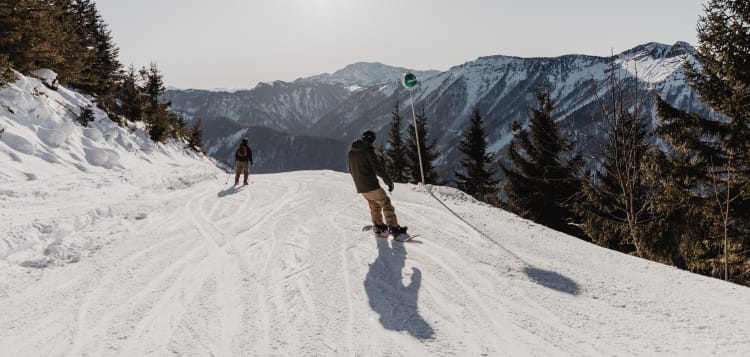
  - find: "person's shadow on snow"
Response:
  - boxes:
[364,238,434,339]
[217,186,243,198]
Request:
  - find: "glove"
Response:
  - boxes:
[387,182,394,192]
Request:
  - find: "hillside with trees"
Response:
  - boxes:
[0,0,203,152]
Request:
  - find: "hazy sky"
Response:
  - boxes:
[95,0,707,90]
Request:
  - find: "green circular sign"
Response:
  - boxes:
[402,72,417,89]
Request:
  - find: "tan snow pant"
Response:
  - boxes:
[362,188,398,226]
[235,161,249,184]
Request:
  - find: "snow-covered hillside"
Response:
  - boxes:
[0,71,219,266]
[2,71,750,356]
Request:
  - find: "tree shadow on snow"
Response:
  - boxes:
[523,266,581,295]
[364,239,434,340]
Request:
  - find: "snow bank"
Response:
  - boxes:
[29,68,58,89]
[0,71,220,268]
[0,71,212,181]
[1,130,35,155]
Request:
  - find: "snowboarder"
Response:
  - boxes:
[348,130,407,236]
[235,138,253,186]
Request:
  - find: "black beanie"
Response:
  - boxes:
[362,130,376,143]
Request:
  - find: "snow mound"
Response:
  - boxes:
[83,147,110,166]
[1,130,35,155]
[82,127,104,141]
[29,68,59,88]
[36,126,68,147]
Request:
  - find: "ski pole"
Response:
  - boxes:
[225,159,236,185]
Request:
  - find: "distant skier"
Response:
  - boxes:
[234,138,253,186]
[348,130,407,236]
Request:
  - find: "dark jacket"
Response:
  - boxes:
[235,144,253,163]
[348,139,392,193]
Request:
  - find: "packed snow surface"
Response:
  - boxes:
[2,72,750,356]
[3,169,750,356]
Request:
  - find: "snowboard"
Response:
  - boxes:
[392,232,415,242]
[361,225,387,238]
[361,225,416,242]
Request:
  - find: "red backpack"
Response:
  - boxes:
[237,146,248,158]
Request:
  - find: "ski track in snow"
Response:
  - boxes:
[2,171,750,356]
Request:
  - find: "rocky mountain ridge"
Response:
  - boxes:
[166,42,700,176]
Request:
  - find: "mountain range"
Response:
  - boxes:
[165,42,702,177]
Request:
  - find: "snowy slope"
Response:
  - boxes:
[2,169,750,356]
[2,71,750,356]
[0,71,219,267]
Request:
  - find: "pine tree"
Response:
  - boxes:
[89,8,120,94]
[58,0,93,87]
[114,65,144,123]
[0,0,118,92]
[500,90,583,236]
[0,53,15,85]
[405,106,441,185]
[188,118,205,153]
[172,113,187,139]
[65,0,119,95]
[141,63,172,142]
[0,0,66,74]
[147,109,171,143]
[77,104,95,127]
[653,0,750,283]
[577,61,658,257]
[0,1,15,84]
[142,63,167,112]
[385,102,408,183]
[454,109,499,204]
[377,142,387,165]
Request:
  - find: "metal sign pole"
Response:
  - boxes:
[408,89,426,186]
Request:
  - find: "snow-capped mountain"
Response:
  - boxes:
[166,82,351,134]
[165,62,439,167]
[165,63,438,136]
[297,62,440,87]
[166,42,699,176]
